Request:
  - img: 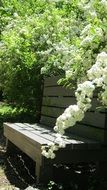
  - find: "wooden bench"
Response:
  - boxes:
[4,76,107,183]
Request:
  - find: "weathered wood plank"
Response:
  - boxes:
[42,96,106,112]
[4,123,51,147]
[40,115,56,127]
[42,97,76,108]
[41,106,106,128]
[41,106,63,118]
[43,86,75,97]
[4,124,42,161]
[81,112,106,128]
[11,123,88,148]
[44,76,61,87]
[67,123,107,144]
[54,148,107,163]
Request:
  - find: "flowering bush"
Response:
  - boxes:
[42,52,107,159]
[41,0,107,158]
[40,0,107,87]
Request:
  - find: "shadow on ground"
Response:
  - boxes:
[0,129,37,189]
[5,151,36,189]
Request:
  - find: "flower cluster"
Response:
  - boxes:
[54,105,84,135]
[42,52,107,159]
[87,52,107,105]
[76,81,95,111]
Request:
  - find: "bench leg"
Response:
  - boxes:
[35,159,53,184]
[95,162,107,189]
[6,139,18,156]
[98,162,107,180]
[35,158,41,184]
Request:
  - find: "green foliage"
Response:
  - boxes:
[1,0,107,112]
[0,103,38,127]
[1,0,72,112]
[0,0,48,34]
[0,0,46,111]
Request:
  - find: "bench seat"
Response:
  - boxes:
[4,122,101,153]
[4,122,107,183]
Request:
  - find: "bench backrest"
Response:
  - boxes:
[40,76,107,144]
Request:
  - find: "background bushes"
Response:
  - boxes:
[0,0,66,125]
[0,104,39,127]
[0,0,47,124]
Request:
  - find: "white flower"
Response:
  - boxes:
[100,0,107,9]
[74,110,85,121]
[87,65,103,79]
[55,133,62,138]
[50,153,56,159]
[81,24,91,36]
[54,123,65,135]
[89,11,97,18]
[65,70,73,78]
[65,105,79,114]
[93,78,104,87]
[77,81,95,96]
[80,36,93,47]
[95,28,103,38]
[42,150,50,158]
[64,117,76,128]
[41,67,47,74]
[54,125,58,132]
[46,40,52,45]
[97,52,107,64]
[103,67,107,75]
[55,135,66,148]
[13,12,19,18]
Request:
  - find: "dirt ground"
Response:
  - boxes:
[0,129,15,189]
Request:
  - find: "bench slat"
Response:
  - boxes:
[43,86,75,97]
[44,76,61,86]
[41,106,106,128]
[40,115,56,126]
[42,96,105,112]
[67,123,107,143]
[4,123,51,147]
[42,97,76,108]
